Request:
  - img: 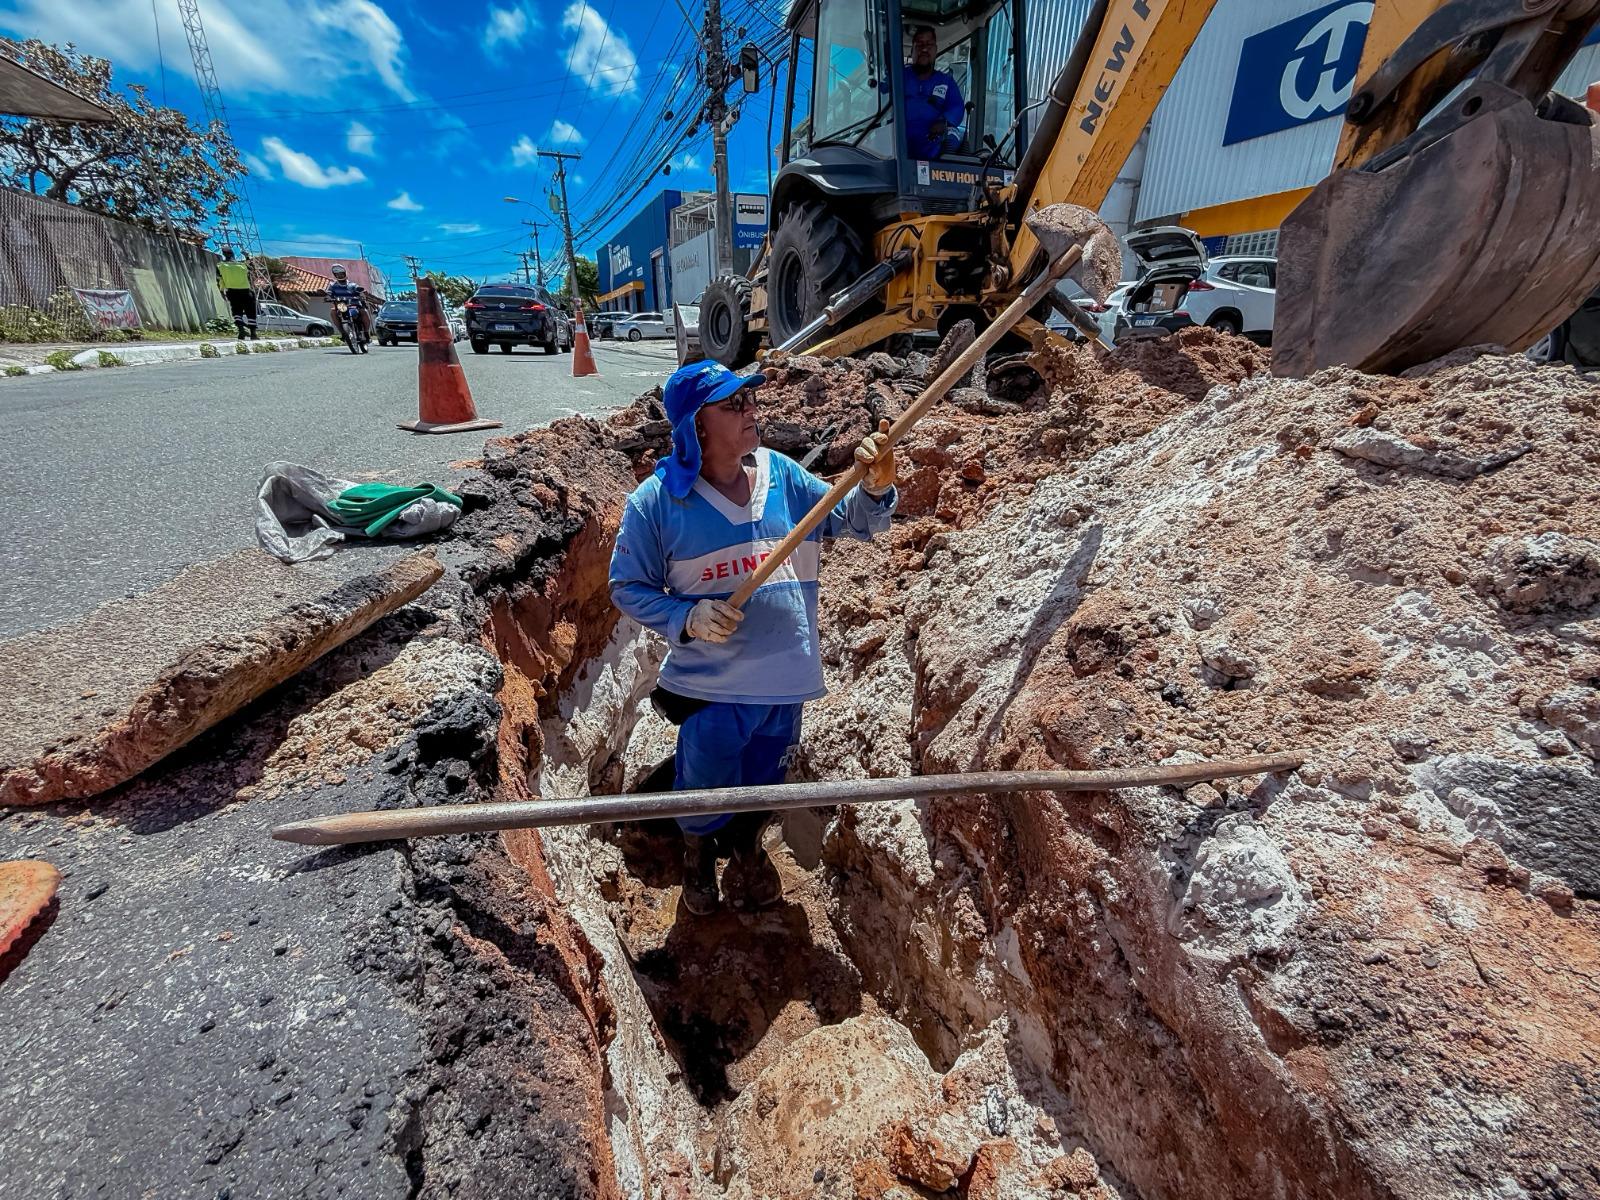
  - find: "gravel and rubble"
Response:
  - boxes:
[3,327,1598,1198]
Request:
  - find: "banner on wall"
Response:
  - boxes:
[72,288,141,330]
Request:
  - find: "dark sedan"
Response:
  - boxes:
[374,301,418,346]
[464,283,572,355]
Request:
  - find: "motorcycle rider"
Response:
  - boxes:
[326,264,370,345]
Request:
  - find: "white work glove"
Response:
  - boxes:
[856,419,896,496]
[684,598,744,644]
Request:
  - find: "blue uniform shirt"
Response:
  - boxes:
[609,447,897,704]
[903,64,964,159]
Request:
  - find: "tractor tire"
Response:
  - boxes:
[700,273,761,367]
[766,200,866,350]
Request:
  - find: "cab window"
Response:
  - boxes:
[900,0,1018,163]
[787,9,815,160]
[812,0,893,155]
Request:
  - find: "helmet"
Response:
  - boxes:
[331,263,348,279]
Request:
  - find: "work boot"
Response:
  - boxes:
[680,834,719,916]
[727,843,782,910]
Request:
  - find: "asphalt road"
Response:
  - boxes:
[0,337,678,638]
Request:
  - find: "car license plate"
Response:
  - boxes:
[494,323,515,331]
[1135,315,1157,326]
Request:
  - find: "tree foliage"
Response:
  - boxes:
[253,256,290,282]
[0,39,242,236]
[570,255,599,308]
[423,270,476,307]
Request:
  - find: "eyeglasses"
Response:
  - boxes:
[705,390,758,415]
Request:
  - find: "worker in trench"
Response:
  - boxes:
[608,361,897,915]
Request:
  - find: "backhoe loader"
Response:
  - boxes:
[695,0,1600,378]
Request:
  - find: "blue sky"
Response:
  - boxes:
[0,0,788,289]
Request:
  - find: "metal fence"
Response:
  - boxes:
[0,187,229,342]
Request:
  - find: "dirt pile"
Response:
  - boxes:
[11,325,1597,1200]
[801,344,1600,1198]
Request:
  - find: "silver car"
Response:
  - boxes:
[257,301,335,337]
[617,311,669,341]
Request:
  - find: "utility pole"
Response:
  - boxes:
[703,0,735,279]
[519,220,546,284]
[539,150,582,309]
[402,254,422,293]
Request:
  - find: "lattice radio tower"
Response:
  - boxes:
[176,0,276,301]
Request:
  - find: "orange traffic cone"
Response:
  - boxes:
[399,277,503,435]
[571,303,599,378]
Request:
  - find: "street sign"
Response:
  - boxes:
[733,193,768,250]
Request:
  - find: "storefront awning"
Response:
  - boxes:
[597,280,644,303]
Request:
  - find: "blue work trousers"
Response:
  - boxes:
[674,701,803,836]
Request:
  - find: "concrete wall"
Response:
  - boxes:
[0,187,228,331]
[109,221,230,329]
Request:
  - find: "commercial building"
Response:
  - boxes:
[1054,0,1600,258]
[595,188,770,313]
[594,1,1600,298]
[595,190,687,314]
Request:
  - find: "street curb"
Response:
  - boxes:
[5,336,342,378]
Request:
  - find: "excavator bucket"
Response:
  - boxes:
[1274,83,1600,378]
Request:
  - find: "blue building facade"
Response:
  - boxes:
[596,189,682,313]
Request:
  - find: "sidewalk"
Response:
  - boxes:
[0,334,339,377]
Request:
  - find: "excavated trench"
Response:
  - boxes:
[456,333,1600,1200]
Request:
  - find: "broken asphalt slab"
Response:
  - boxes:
[0,548,443,807]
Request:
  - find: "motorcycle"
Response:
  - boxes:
[335,299,369,355]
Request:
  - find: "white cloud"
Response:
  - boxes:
[482,3,537,56]
[242,151,274,179]
[439,223,483,234]
[0,0,415,100]
[387,191,423,211]
[547,119,585,147]
[312,0,413,100]
[669,153,701,172]
[561,2,638,97]
[510,134,539,167]
[260,137,368,188]
[346,121,377,157]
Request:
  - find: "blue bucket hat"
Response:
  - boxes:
[655,360,765,499]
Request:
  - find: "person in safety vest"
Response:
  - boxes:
[608,361,897,915]
[216,247,257,340]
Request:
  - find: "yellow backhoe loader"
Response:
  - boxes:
[694,0,1600,378]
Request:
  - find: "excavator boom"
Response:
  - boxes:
[1005,0,1600,377]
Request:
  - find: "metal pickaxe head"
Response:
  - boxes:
[1024,203,1121,305]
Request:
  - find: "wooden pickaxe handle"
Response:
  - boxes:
[727,241,1086,610]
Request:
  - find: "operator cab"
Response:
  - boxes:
[779,0,1026,223]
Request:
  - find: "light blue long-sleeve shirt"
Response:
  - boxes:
[609,447,897,704]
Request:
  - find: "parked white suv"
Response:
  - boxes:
[1114,227,1275,342]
